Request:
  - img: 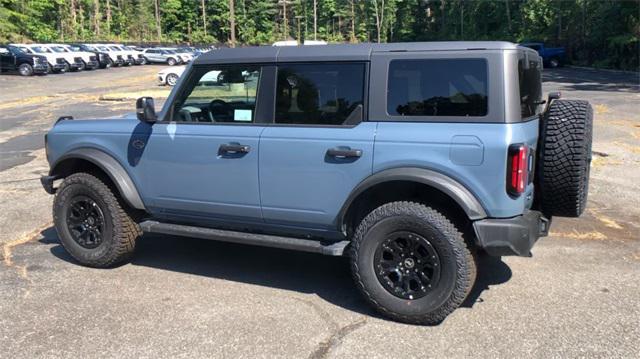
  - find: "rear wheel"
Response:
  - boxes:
[53,173,141,268]
[18,63,33,76]
[537,99,593,217]
[350,201,476,325]
[167,57,177,66]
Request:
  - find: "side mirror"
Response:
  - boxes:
[136,97,157,123]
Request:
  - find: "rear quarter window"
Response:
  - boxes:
[387,59,488,117]
[518,52,543,119]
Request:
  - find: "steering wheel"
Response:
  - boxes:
[209,99,232,122]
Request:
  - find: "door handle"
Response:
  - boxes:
[219,143,251,155]
[326,147,363,158]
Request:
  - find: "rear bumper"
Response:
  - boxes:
[473,210,550,257]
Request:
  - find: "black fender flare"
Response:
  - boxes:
[336,167,488,231]
[50,148,146,211]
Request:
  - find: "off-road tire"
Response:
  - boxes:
[18,63,33,76]
[350,201,476,325]
[53,173,141,268]
[538,99,593,217]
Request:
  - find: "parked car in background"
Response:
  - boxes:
[11,44,67,73]
[37,44,85,71]
[0,45,48,76]
[111,44,147,65]
[157,65,221,86]
[143,48,182,66]
[52,44,100,70]
[172,48,195,63]
[520,42,566,68]
[69,44,112,69]
[85,44,125,67]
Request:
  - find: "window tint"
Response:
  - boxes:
[519,53,543,119]
[275,63,365,125]
[387,59,488,117]
[173,65,261,123]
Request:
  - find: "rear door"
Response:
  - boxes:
[259,62,375,230]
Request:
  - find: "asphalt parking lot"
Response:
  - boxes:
[1,65,639,358]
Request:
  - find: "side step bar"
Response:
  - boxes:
[139,220,350,256]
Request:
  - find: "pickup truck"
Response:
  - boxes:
[520,42,566,68]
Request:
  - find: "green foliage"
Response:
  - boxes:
[0,0,637,70]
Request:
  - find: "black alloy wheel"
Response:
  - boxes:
[66,195,105,249]
[374,231,441,300]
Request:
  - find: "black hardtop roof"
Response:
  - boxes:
[194,41,522,65]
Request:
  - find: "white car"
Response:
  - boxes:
[109,44,146,65]
[51,44,100,69]
[84,44,126,66]
[170,48,194,63]
[158,66,221,86]
[10,44,67,73]
[36,44,86,71]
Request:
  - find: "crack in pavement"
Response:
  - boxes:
[2,222,52,267]
[291,296,368,359]
[308,318,367,359]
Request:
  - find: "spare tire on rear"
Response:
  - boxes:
[537,99,593,217]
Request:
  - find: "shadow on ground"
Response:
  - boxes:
[41,227,512,320]
[543,67,639,92]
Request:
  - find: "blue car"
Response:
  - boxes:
[520,42,567,68]
[41,42,593,324]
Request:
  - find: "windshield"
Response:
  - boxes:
[69,46,82,51]
[97,46,109,51]
[109,46,120,51]
[18,47,32,53]
[165,50,177,54]
[31,46,51,53]
[51,46,68,53]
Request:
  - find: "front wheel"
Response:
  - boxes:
[167,57,177,66]
[166,73,179,86]
[53,173,141,268]
[350,201,476,325]
[18,63,34,76]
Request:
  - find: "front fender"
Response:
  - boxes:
[50,148,146,210]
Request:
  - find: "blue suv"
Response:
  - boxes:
[42,42,593,324]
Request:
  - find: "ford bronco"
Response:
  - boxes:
[41,42,593,324]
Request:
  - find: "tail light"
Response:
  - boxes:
[507,144,529,196]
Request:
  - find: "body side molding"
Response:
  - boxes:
[50,148,146,210]
[337,167,488,230]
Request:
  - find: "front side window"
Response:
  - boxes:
[172,65,261,123]
[275,63,365,126]
[387,59,488,117]
[518,53,542,119]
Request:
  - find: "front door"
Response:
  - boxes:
[259,62,375,230]
[136,64,267,225]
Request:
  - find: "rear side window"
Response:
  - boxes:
[518,53,543,119]
[275,63,365,126]
[387,59,488,117]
